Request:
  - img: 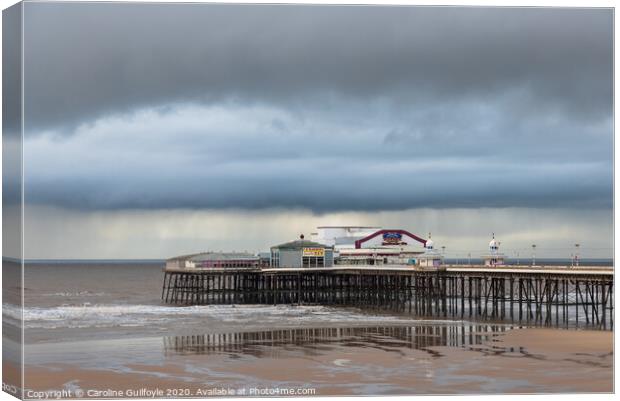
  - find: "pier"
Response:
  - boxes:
[161,265,614,328]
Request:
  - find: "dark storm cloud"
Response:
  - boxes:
[20,3,613,212]
[24,3,612,131]
[25,160,612,211]
[21,100,612,211]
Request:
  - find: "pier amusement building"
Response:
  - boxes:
[162,226,596,273]
[165,226,442,271]
[311,226,430,266]
[270,235,334,268]
[166,252,261,269]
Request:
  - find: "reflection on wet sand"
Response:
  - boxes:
[19,324,613,395]
[156,324,612,394]
[164,324,513,358]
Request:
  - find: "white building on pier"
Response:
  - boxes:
[481,233,506,267]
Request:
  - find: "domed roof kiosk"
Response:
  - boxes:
[482,233,506,267]
[415,233,444,270]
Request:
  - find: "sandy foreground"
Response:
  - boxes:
[9,327,614,398]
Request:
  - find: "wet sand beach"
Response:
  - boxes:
[20,326,613,397]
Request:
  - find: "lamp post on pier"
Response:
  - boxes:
[574,243,580,267]
[531,244,536,266]
[514,251,520,266]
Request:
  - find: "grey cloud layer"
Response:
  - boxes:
[20,4,613,212]
[23,102,612,211]
[24,4,611,131]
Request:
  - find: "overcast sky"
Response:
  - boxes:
[11,3,613,258]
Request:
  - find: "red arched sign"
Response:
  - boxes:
[354,229,427,249]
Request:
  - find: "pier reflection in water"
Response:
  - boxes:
[163,324,519,359]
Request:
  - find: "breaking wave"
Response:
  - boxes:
[3,303,444,330]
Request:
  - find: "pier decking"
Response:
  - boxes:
[161,265,614,328]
